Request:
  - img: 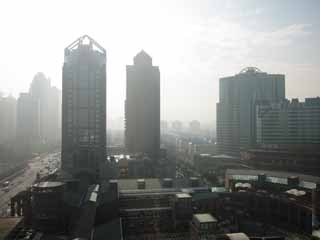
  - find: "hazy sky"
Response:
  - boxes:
[0,0,319,126]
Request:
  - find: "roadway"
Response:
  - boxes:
[0,152,60,217]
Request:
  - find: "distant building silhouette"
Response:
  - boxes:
[61,35,106,181]
[217,67,285,156]
[0,95,16,144]
[16,93,40,143]
[189,120,201,134]
[172,120,183,131]
[125,50,160,159]
[47,86,61,144]
[29,73,61,144]
[29,73,50,141]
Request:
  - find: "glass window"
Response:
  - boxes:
[79,109,89,127]
[78,90,89,108]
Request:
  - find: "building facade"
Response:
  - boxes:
[241,97,320,175]
[61,35,106,181]
[16,93,40,143]
[256,98,320,145]
[241,145,320,176]
[125,50,160,160]
[217,67,285,156]
[0,95,16,144]
[29,73,62,144]
[47,86,62,144]
[29,73,51,141]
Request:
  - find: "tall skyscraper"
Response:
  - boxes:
[29,73,61,144]
[47,86,61,144]
[61,35,106,181]
[29,72,50,141]
[125,50,160,159]
[217,67,285,156]
[16,93,40,143]
[0,95,17,144]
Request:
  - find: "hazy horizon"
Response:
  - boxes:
[0,0,319,124]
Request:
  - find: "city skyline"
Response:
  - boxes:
[0,0,319,123]
[0,1,319,238]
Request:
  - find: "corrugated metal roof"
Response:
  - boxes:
[193,213,217,223]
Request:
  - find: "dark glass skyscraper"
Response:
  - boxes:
[125,50,160,159]
[61,35,106,181]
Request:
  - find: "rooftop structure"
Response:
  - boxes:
[33,181,64,189]
[226,168,320,189]
[193,213,217,224]
[176,193,192,199]
[224,233,250,240]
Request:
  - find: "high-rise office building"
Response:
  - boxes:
[0,95,16,144]
[29,72,51,141]
[47,86,61,144]
[29,73,61,144]
[16,93,40,143]
[125,50,160,159]
[217,67,285,156]
[61,35,106,181]
[256,97,320,145]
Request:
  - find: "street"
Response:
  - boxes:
[0,152,60,217]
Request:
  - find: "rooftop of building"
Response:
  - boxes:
[199,154,238,159]
[193,213,217,223]
[122,207,171,212]
[116,178,162,190]
[220,66,284,80]
[175,193,192,199]
[239,67,263,74]
[135,50,151,60]
[257,97,320,108]
[226,169,320,189]
[226,233,250,240]
[65,35,106,55]
[112,177,206,194]
[132,50,153,66]
[33,181,64,188]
